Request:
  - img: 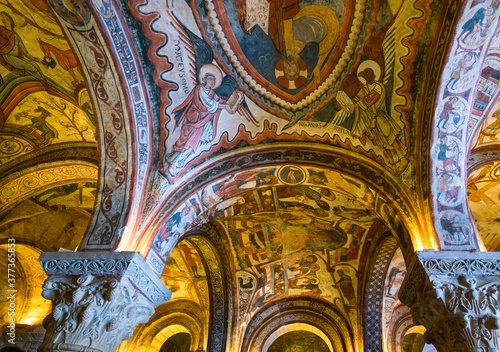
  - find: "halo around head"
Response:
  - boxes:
[199,64,223,89]
[357,60,381,84]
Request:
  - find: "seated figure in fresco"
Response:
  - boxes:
[0,12,44,81]
[163,65,227,174]
[237,0,339,87]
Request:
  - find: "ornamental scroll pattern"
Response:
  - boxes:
[47,1,132,249]
[400,253,500,351]
[0,164,98,213]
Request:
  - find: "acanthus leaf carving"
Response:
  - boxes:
[38,252,171,352]
[400,251,500,352]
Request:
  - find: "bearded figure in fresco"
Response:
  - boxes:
[236,0,339,87]
[163,65,228,174]
[346,67,407,166]
[0,12,44,81]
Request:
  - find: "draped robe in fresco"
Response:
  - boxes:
[171,84,223,155]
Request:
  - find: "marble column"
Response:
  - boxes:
[400,251,500,352]
[37,252,171,352]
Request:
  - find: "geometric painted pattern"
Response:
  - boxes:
[363,237,398,351]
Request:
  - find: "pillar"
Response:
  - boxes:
[37,252,171,352]
[400,251,500,352]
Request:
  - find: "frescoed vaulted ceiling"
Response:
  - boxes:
[2,0,500,351]
[0,0,98,250]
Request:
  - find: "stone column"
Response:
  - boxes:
[399,251,500,352]
[37,252,171,352]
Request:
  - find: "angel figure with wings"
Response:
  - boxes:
[161,17,256,177]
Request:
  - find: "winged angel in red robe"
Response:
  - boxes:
[161,17,257,177]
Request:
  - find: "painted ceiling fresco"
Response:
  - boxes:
[161,239,210,346]
[162,239,208,307]
[0,244,49,327]
[130,0,431,189]
[0,0,97,250]
[468,161,500,250]
[267,330,331,352]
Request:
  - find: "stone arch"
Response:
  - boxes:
[362,234,399,351]
[240,297,355,352]
[116,299,204,352]
[140,147,421,274]
[428,0,500,250]
[386,308,414,352]
[36,0,156,251]
[177,227,235,352]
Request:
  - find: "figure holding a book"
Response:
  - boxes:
[335,62,407,166]
[163,64,243,174]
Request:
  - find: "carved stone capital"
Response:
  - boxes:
[38,252,171,352]
[400,251,500,352]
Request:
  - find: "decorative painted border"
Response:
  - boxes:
[240,297,354,352]
[363,237,399,351]
[429,0,500,250]
[0,163,97,213]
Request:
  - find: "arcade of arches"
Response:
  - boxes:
[2,0,500,351]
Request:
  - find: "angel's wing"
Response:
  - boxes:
[171,13,214,83]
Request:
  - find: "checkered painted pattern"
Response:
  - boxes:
[363,237,399,351]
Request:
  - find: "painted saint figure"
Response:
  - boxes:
[236,0,339,86]
[347,66,407,165]
[0,12,44,81]
[163,64,227,173]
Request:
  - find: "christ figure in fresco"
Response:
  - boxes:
[163,64,228,174]
[236,0,339,86]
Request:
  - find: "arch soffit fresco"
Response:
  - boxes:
[117,0,443,252]
[13,0,496,255]
[64,0,500,256]
[136,148,420,275]
[0,1,159,251]
[427,0,500,250]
